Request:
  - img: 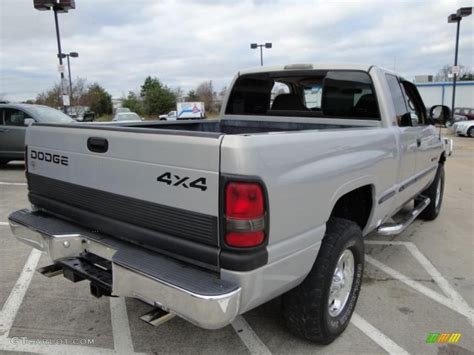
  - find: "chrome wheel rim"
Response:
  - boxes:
[435,178,441,208]
[328,249,355,317]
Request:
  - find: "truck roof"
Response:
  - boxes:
[239,63,374,75]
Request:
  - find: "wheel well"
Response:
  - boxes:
[330,185,373,231]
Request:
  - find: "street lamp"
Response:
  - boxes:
[250,43,272,66]
[33,0,76,112]
[59,52,79,106]
[447,7,472,120]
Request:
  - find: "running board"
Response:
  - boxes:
[140,308,176,327]
[377,197,430,236]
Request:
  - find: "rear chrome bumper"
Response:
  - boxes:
[9,212,241,329]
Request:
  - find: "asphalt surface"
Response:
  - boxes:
[0,130,472,354]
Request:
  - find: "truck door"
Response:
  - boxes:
[0,107,28,160]
[385,74,419,206]
[400,80,442,192]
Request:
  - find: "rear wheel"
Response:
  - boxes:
[282,217,364,344]
[468,127,474,138]
[417,163,444,221]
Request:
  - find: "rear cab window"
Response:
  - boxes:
[225,70,380,120]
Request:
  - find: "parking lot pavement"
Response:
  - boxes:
[0,132,472,354]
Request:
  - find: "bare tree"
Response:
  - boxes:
[196,81,214,112]
[434,64,471,82]
[35,83,62,108]
[72,78,88,106]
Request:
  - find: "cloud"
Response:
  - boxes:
[1,0,473,102]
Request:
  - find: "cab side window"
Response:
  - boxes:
[400,81,426,126]
[385,74,410,127]
[4,108,26,126]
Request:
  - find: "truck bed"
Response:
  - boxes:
[83,119,373,136]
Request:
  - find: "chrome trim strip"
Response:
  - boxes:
[399,165,437,192]
[378,190,396,204]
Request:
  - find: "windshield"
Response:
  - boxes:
[29,106,74,123]
[115,112,141,121]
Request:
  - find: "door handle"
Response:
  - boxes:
[87,137,109,153]
[416,138,421,147]
[0,128,9,132]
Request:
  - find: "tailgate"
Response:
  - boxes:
[25,124,223,267]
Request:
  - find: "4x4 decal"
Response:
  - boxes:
[157,172,207,191]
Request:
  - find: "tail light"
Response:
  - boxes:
[224,182,266,248]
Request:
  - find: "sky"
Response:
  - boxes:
[1,0,473,101]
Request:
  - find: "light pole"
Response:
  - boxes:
[60,52,79,105]
[33,0,76,113]
[250,43,272,66]
[448,7,472,120]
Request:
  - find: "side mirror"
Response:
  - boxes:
[24,118,35,126]
[429,105,451,126]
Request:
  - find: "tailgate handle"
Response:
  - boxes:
[87,137,108,153]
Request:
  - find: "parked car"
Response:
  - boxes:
[0,103,74,164]
[74,110,96,122]
[454,107,474,120]
[9,64,451,344]
[445,112,468,128]
[113,107,131,115]
[452,120,474,137]
[159,110,177,121]
[111,112,143,122]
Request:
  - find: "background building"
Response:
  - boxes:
[416,81,474,108]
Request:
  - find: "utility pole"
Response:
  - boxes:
[33,0,76,113]
[250,43,272,66]
[448,7,472,120]
[53,8,67,113]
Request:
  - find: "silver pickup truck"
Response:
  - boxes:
[9,64,451,344]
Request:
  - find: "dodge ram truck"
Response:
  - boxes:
[8,64,451,344]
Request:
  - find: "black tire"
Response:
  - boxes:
[468,127,474,138]
[281,217,364,344]
[417,163,444,221]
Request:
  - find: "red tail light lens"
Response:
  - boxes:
[225,182,264,219]
[225,182,266,248]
